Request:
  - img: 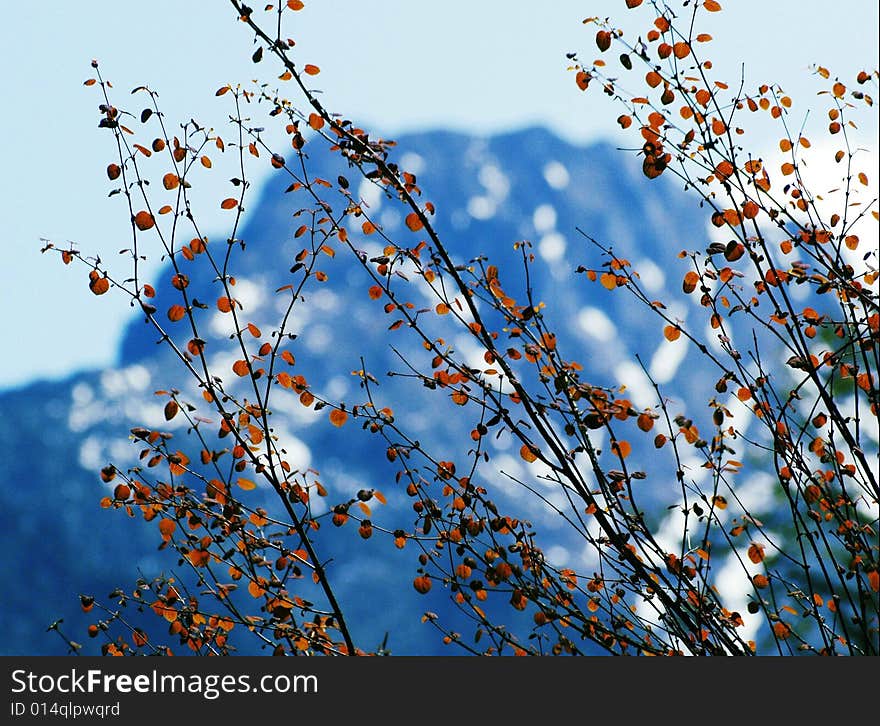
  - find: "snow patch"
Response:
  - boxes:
[478,164,510,201]
[209,310,237,337]
[532,204,557,233]
[543,161,569,189]
[231,278,265,312]
[467,196,496,220]
[78,435,103,471]
[323,375,350,402]
[304,325,332,354]
[635,258,665,293]
[538,232,566,263]
[577,307,615,342]
[545,545,570,567]
[399,152,425,175]
[310,288,339,312]
[125,364,151,391]
[648,337,688,384]
[72,382,94,407]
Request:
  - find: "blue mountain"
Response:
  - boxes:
[1,127,723,655]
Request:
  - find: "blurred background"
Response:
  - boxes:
[1,0,877,389]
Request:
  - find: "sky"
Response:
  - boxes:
[1,1,877,389]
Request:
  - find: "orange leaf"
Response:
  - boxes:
[329,409,348,427]
[163,173,180,190]
[89,273,109,295]
[167,305,186,322]
[405,212,423,232]
[304,64,320,76]
[703,0,722,10]
[237,477,257,491]
[220,198,238,210]
[747,542,765,564]
[158,519,176,541]
[413,575,432,594]
[232,359,250,377]
[611,440,631,459]
[742,200,759,219]
[663,325,681,341]
[600,272,618,290]
[714,160,734,180]
[520,444,538,463]
[134,211,155,231]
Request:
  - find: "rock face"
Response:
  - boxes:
[1,127,720,655]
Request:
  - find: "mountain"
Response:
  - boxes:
[0,127,721,655]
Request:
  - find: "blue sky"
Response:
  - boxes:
[1,1,877,389]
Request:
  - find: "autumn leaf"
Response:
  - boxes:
[133,211,155,231]
[413,575,432,594]
[663,325,681,341]
[162,173,180,190]
[520,444,538,463]
[747,542,765,564]
[405,212,423,231]
[167,305,186,322]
